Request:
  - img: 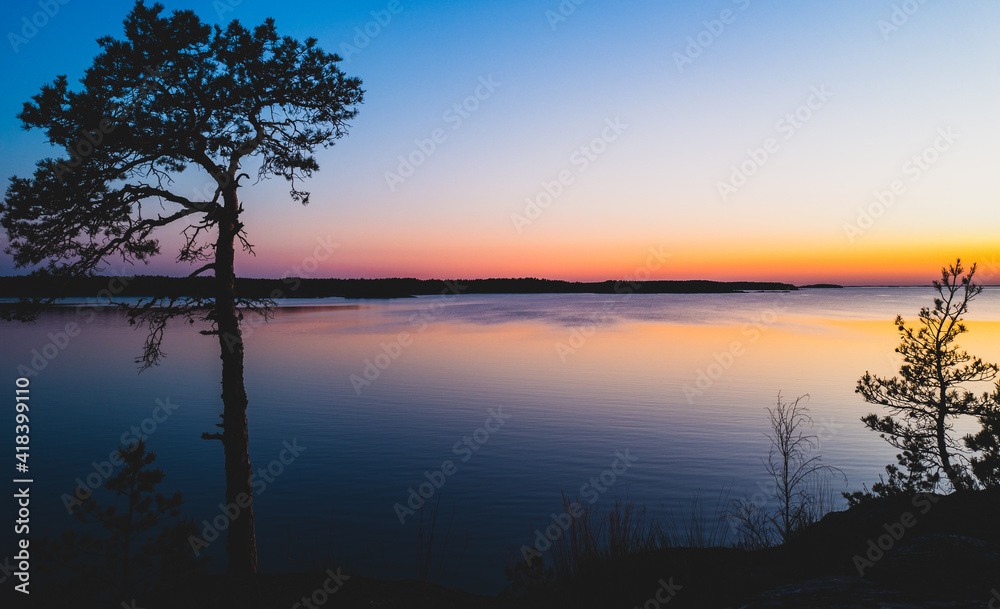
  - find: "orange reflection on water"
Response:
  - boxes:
[241,305,1000,433]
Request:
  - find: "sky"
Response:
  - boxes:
[1,0,998,285]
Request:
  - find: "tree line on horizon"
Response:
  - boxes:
[0,274,804,300]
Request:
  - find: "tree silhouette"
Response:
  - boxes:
[964,404,1000,488]
[38,440,205,604]
[1,1,363,573]
[856,260,998,492]
[762,394,843,542]
[729,393,843,547]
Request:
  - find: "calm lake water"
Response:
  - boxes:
[4,287,1000,593]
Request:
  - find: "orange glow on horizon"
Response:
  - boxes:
[241,230,998,286]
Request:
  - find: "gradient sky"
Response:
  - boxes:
[1,0,998,284]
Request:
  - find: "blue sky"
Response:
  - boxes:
[2,0,999,283]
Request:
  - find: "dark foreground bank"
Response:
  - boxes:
[25,489,999,609]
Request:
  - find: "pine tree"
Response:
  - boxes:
[965,404,1000,488]
[38,440,205,604]
[857,260,998,492]
[2,1,363,572]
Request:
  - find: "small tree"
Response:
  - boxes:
[39,440,204,603]
[730,393,843,547]
[764,394,843,541]
[857,260,998,492]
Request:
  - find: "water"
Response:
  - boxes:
[3,287,1000,593]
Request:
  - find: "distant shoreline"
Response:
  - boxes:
[0,275,834,300]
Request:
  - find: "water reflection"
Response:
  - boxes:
[5,288,1000,592]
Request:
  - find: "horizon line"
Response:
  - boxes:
[3,273,990,289]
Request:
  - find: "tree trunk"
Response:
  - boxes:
[936,354,964,492]
[215,185,259,574]
[937,410,963,492]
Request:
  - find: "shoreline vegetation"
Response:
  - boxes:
[35,485,1000,608]
[0,275,826,300]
